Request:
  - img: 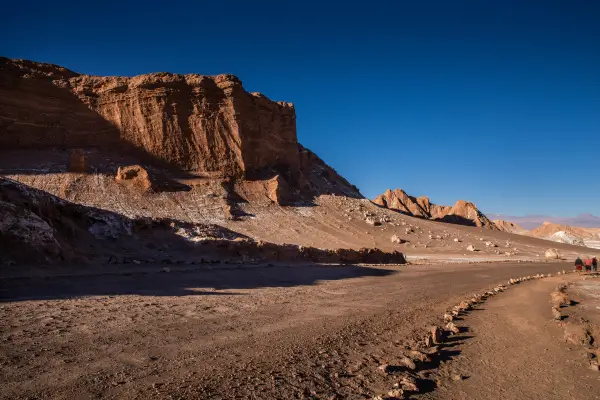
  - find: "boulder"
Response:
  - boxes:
[445,322,460,334]
[545,248,561,259]
[430,326,443,344]
[564,323,592,346]
[366,217,381,226]
[391,234,404,244]
[466,245,477,252]
[115,165,153,192]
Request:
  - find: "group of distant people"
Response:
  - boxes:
[574,256,598,272]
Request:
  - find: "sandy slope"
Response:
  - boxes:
[6,168,594,264]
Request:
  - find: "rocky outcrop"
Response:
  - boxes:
[374,188,497,229]
[0,57,298,178]
[492,219,527,234]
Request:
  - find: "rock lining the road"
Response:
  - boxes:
[550,275,600,373]
[373,267,575,399]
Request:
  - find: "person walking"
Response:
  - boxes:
[584,257,593,273]
[593,256,598,272]
[575,256,584,272]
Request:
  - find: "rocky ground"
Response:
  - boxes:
[3,261,600,399]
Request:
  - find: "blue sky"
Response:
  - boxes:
[2,0,599,216]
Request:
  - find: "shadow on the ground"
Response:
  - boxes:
[0,263,397,302]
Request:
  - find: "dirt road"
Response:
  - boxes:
[0,261,583,399]
[423,275,600,400]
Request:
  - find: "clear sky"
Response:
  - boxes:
[2,0,599,216]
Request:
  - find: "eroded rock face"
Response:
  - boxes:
[374,188,497,229]
[0,57,298,178]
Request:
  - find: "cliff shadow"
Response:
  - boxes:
[433,215,478,227]
[0,263,396,302]
[0,74,209,191]
[1,178,400,302]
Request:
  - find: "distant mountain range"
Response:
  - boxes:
[486,213,600,230]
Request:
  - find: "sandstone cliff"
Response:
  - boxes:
[373,188,497,229]
[0,57,360,203]
[0,57,298,178]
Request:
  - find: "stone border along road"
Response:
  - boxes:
[373,269,576,400]
[551,275,600,372]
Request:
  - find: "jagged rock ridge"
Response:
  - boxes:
[373,188,498,229]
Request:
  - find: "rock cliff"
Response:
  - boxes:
[0,57,299,178]
[373,188,497,229]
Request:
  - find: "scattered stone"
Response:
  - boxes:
[457,301,472,311]
[365,217,381,226]
[407,350,430,363]
[391,234,404,244]
[399,375,419,391]
[544,248,561,259]
[445,322,460,334]
[387,388,404,398]
[563,323,592,346]
[378,364,391,373]
[430,326,443,344]
[551,307,562,320]
[550,286,572,308]
[399,356,416,370]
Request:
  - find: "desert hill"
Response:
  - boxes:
[527,221,600,249]
[0,57,594,265]
[488,213,600,230]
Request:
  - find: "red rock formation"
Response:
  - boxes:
[0,57,362,202]
[373,189,427,217]
[373,188,498,229]
[0,57,298,178]
[492,219,527,234]
[115,165,153,192]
